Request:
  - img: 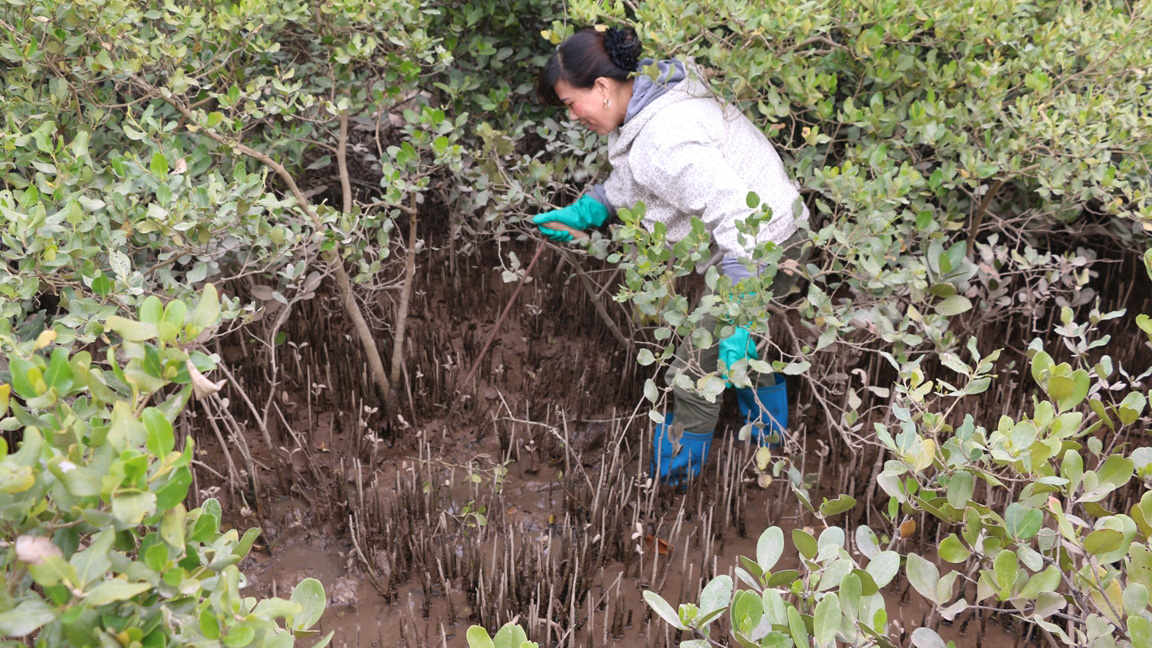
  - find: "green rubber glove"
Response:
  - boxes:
[718,327,757,372]
[532,195,610,242]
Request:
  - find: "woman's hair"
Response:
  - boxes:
[536,26,643,107]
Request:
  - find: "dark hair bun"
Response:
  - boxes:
[604,26,641,72]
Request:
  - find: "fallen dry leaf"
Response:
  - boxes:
[644,535,673,555]
[899,518,917,539]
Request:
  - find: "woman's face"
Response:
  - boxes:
[554,78,629,136]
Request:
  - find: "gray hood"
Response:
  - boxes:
[623,58,687,124]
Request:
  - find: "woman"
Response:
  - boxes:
[533,26,809,485]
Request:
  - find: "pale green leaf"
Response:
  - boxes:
[86,579,152,606]
[905,553,940,603]
[290,577,326,630]
[0,598,55,636]
[813,593,840,647]
[642,590,686,630]
[757,527,784,572]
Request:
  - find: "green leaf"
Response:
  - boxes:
[155,465,192,511]
[938,535,970,563]
[1019,566,1062,600]
[465,626,496,648]
[50,457,101,497]
[71,529,114,588]
[839,572,862,622]
[140,295,164,326]
[190,499,221,542]
[850,568,879,596]
[855,526,880,559]
[786,605,809,648]
[731,590,763,634]
[946,471,974,509]
[201,608,221,639]
[642,590,686,630]
[1005,503,1044,539]
[144,543,168,572]
[813,593,840,647]
[234,527,261,559]
[224,625,255,647]
[27,556,77,588]
[86,579,151,605]
[1031,350,1053,384]
[289,578,326,631]
[1131,492,1152,537]
[0,598,55,636]
[756,526,784,571]
[92,274,114,296]
[866,551,900,588]
[111,490,157,527]
[766,569,800,588]
[252,597,302,623]
[792,528,817,559]
[643,378,659,403]
[935,295,972,316]
[160,505,186,548]
[699,575,732,618]
[1047,376,1074,402]
[993,550,1019,596]
[190,284,221,329]
[44,347,75,393]
[163,299,188,330]
[1118,391,1146,426]
[910,627,947,648]
[1129,614,1152,647]
[1062,450,1084,492]
[819,495,856,517]
[143,407,175,457]
[1098,454,1135,486]
[1034,591,1067,618]
[1081,455,1134,502]
[905,553,940,603]
[9,357,42,399]
[104,316,159,342]
[1083,528,1124,556]
[493,622,530,647]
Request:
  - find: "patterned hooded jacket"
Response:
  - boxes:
[589,61,808,274]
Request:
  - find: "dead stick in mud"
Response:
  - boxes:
[137,80,394,409]
[390,194,420,399]
[462,239,550,389]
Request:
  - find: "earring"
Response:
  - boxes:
[603,98,611,110]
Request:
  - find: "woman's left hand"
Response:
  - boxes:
[718,327,757,371]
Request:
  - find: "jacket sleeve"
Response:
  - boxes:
[586,184,617,217]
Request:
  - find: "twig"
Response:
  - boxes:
[966,177,1007,256]
[463,240,548,389]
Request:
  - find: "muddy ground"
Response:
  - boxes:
[184,229,1151,648]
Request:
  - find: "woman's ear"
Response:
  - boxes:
[594,76,612,97]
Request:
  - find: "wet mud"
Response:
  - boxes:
[194,240,1152,648]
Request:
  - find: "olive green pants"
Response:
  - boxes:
[665,232,807,434]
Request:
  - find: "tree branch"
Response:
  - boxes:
[137,79,393,407]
